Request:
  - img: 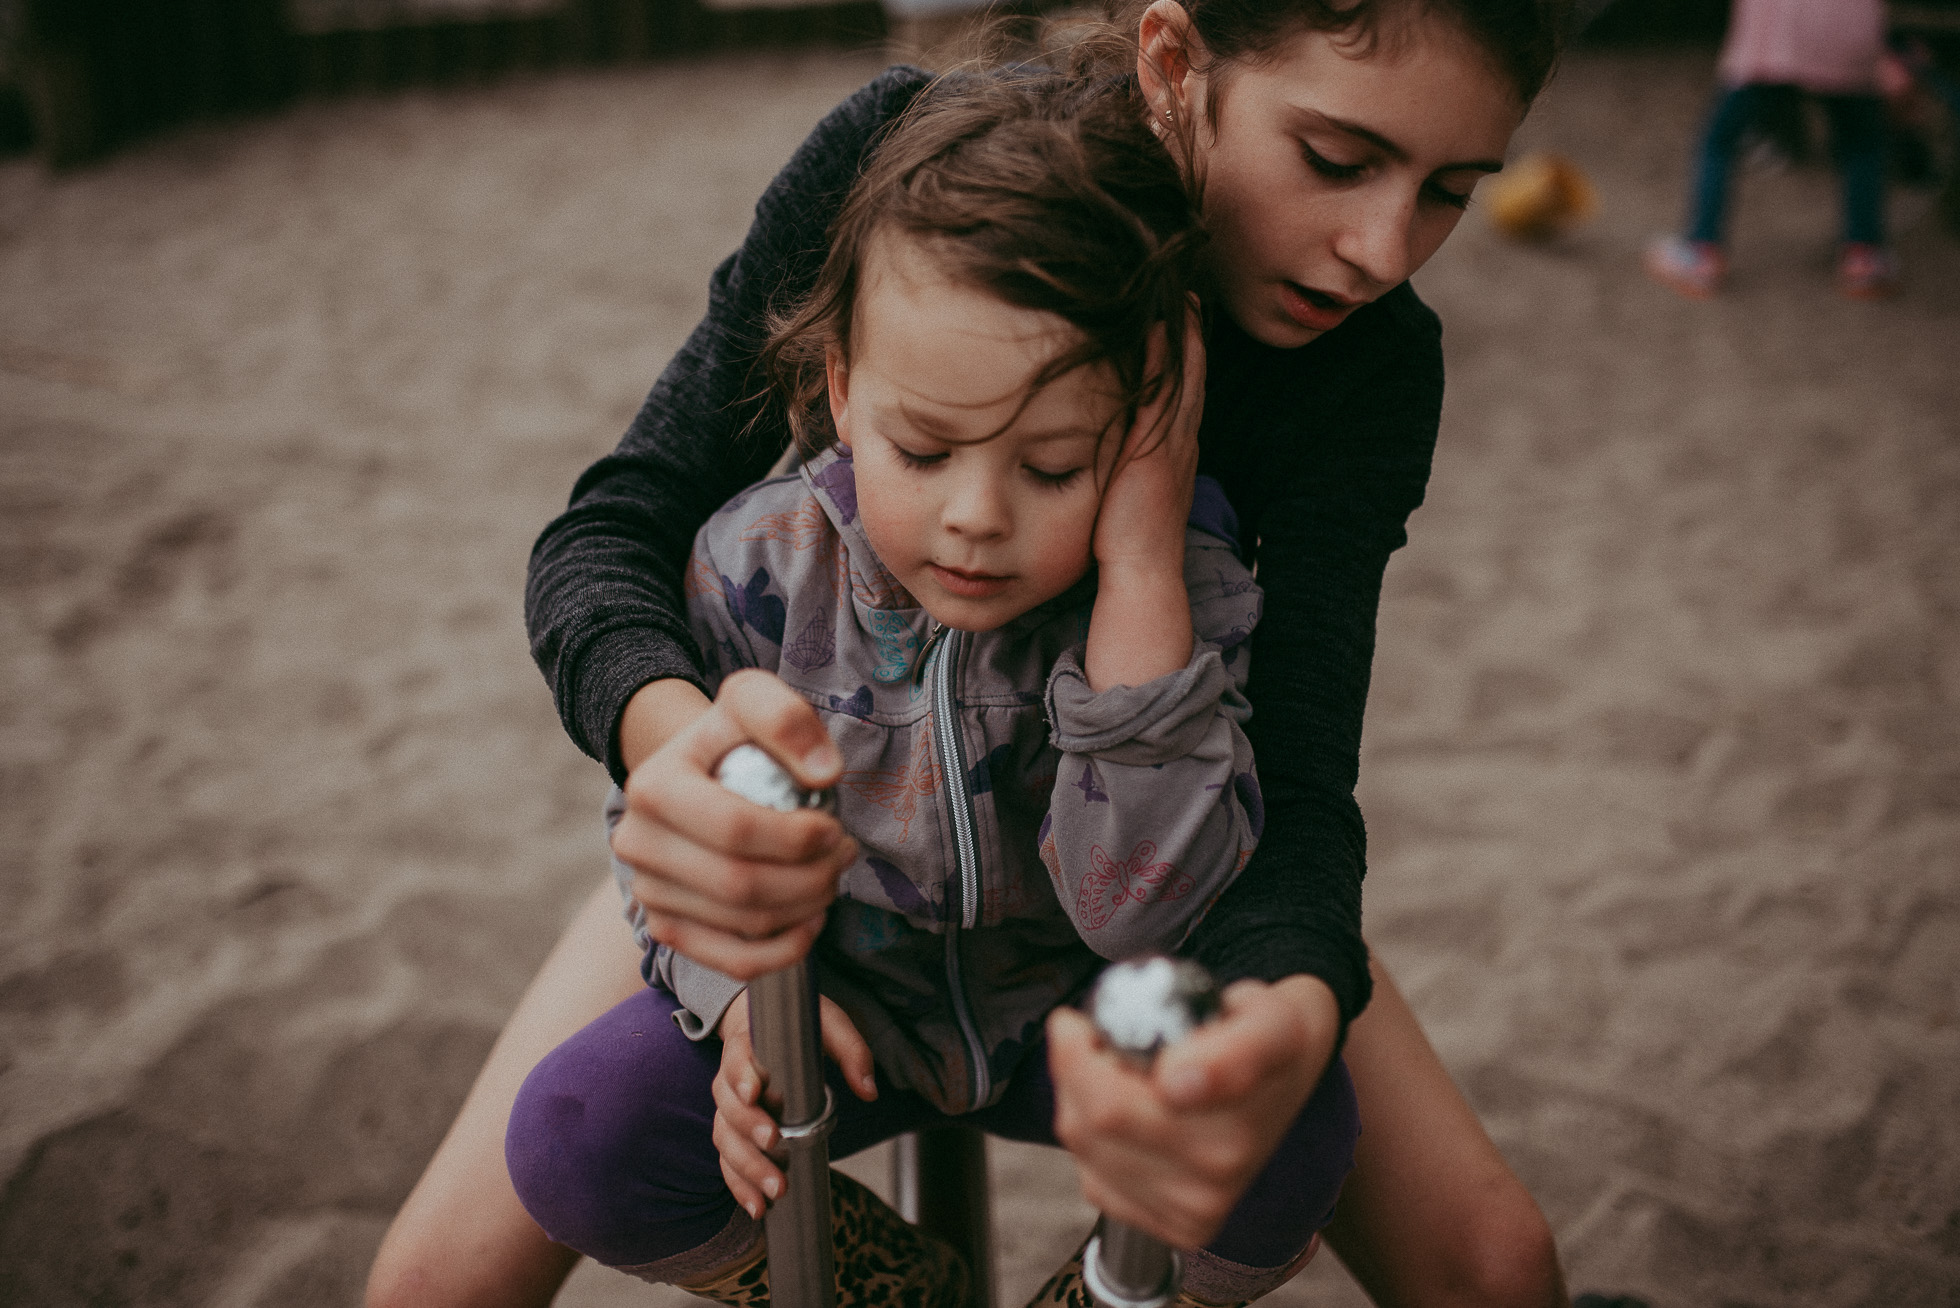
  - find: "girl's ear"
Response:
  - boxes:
[1137,0,1199,128]
[825,346,853,451]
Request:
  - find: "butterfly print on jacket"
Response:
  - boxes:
[741,497,830,551]
[840,725,940,843]
[721,568,787,646]
[1077,841,1194,931]
[811,453,859,524]
[782,611,836,672]
[826,684,874,720]
[867,854,944,922]
[1071,761,1109,804]
[867,609,920,684]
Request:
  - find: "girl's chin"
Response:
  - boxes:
[1220,285,1325,349]
[1247,309,1324,350]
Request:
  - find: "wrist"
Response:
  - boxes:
[1094,550,1186,596]
[619,678,714,774]
[1272,975,1340,1077]
[1085,567,1193,692]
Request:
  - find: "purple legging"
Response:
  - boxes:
[506,984,1359,1273]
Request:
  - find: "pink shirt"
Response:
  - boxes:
[1719,0,1886,93]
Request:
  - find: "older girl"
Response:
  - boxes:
[369,2,1573,1305]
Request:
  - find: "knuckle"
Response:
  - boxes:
[721,807,762,852]
[732,907,777,939]
[757,703,808,748]
[719,859,762,905]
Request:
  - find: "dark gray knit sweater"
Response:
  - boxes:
[524,66,1446,1034]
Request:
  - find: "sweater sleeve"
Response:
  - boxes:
[1181,290,1445,1036]
[524,66,932,785]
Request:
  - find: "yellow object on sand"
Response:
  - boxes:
[1484,152,1599,241]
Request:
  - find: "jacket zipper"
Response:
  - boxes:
[928,625,990,1109]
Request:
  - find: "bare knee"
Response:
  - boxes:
[364,1244,431,1308]
[1448,1185,1566,1308]
[365,1194,576,1308]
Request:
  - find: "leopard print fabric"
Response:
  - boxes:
[678,1239,769,1307]
[681,1171,970,1307]
[1022,1244,1248,1308]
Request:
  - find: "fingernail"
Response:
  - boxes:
[803,743,842,777]
[859,1073,877,1095]
[739,1074,755,1099]
[753,1124,773,1149]
[763,1176,781,1199]
[747,1201,762,1220]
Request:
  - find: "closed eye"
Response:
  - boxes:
[890,443,946,470]
[1425,180,1474,210]
[1301,141,1366,183]
[1026,465,1083,489]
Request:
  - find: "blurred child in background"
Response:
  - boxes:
[1646,0,1897,299]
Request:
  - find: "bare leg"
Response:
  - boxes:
[1321,954,1569,1308]
[367,878,646,1308]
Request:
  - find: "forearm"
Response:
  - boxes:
[524,66,932,776]
[1085,562,1194,691]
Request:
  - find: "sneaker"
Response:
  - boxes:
[1643,236,1726,299]
[1836,243,1900,299]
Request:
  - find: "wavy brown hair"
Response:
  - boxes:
[1108,0,1569,109]
[759,71,1206,458]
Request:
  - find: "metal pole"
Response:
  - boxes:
[749,963,836,1308]
[1081,957,1222,1308]
[892,1126,995,1308]
[716,745,840,1308]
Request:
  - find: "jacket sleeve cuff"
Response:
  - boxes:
[1045,643,1247,767]
[653,947,748,1041]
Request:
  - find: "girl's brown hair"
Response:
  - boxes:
[760,71,1206,457]
[1113,0,1569,108]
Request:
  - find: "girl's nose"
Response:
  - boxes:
[939,467,1009,539]
[1331,186,1418,292]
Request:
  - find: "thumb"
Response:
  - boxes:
[819,996,879,1101]
[1153,980,1299,1109]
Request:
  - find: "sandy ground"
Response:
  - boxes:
[0,44,1956,1308]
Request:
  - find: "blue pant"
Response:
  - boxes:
[1686,82,1888,246]
[506,984,1359,1276]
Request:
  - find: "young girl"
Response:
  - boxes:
[1643,0,1897,299]
[372,4,1577,1307]
[501,73,1361,1307]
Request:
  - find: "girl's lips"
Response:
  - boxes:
[930,563,1012,599]
[1278,281,1359,333]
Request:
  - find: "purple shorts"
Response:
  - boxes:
[506,983,1358,1272]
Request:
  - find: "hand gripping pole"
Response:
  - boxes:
[1081,957,1222,1308]
[715,745,841,1308]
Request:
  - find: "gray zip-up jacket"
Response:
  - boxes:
[629,446,1264,1115]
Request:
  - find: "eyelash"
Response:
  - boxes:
[892,446,944,470]
[1301,142,1365,183]
[1301,142,1476,211]
[891,445,1081,489]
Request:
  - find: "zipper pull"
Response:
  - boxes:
[912,620,946,684]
